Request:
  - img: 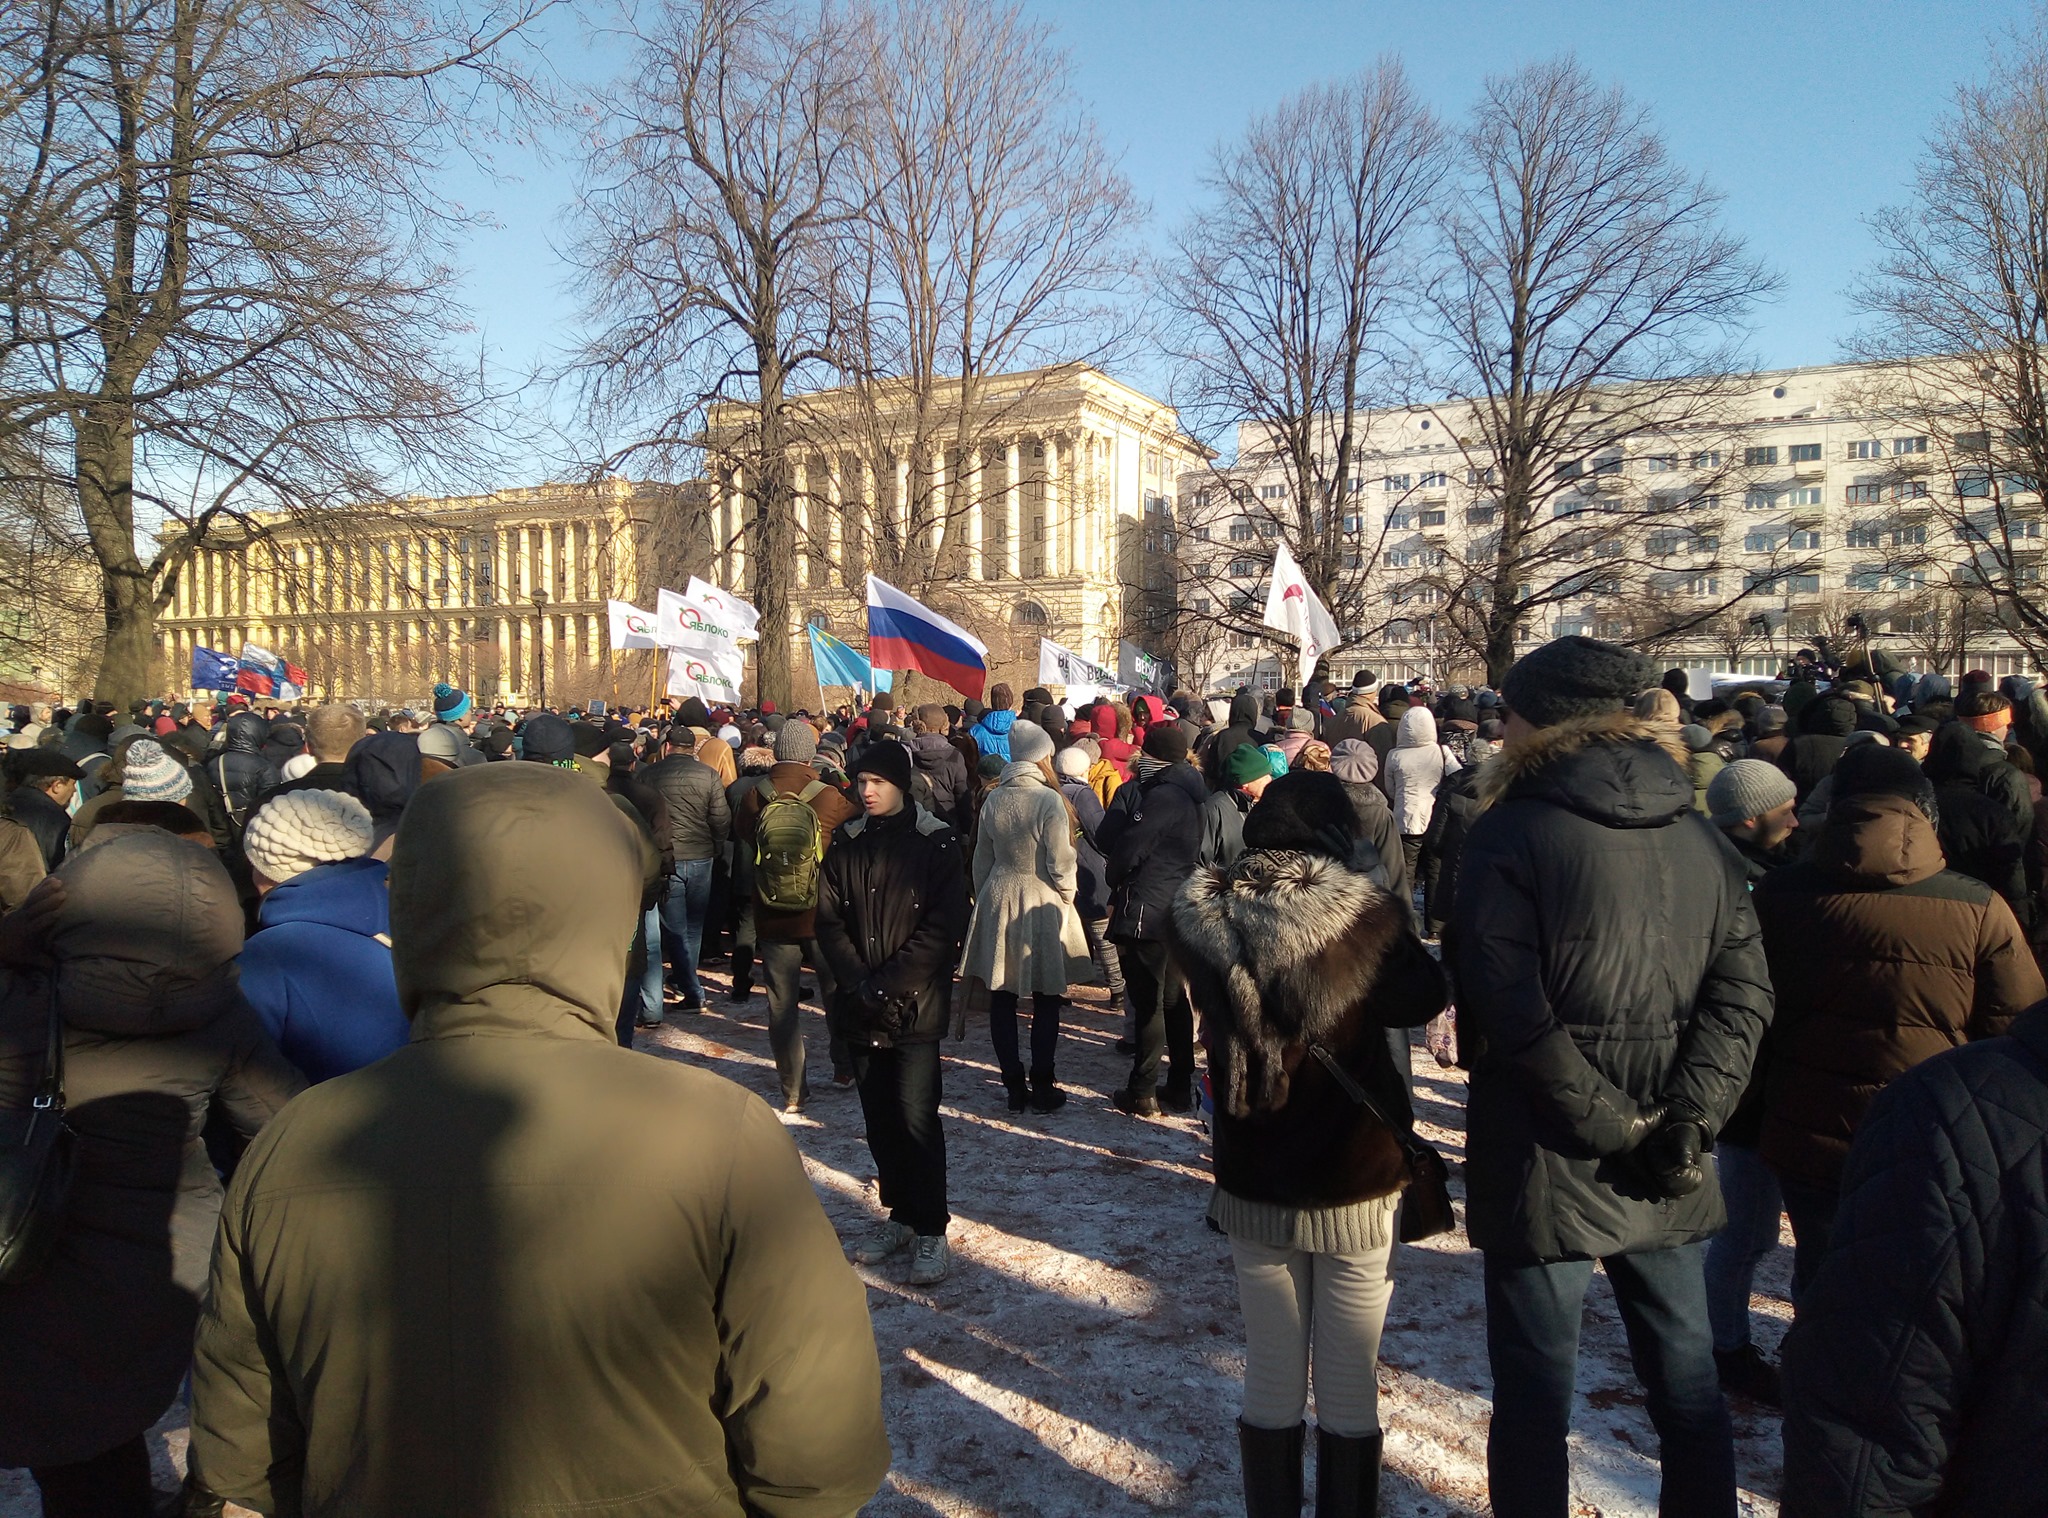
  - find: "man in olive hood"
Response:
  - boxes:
[189,763,889,1516]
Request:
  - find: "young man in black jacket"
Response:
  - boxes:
[815,740,969,1285]
[1447,637,1773,1518]
[1099,724,1210,1117]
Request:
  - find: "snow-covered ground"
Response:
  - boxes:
[2,971,1792,1516]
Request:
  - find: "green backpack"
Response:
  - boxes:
[755,780,829,912]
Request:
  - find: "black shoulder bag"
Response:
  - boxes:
[1307,1041,1456,1243]
[0,979,77,1285]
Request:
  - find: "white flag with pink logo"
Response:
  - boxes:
[1261,540,1343,688]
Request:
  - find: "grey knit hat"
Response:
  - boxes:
[1500,636,1657,729]
[1706,759,1797,828]
[1007,719,1054,766]
[119,738,193,803]
[243,788,374,883]
[774,720,819,764]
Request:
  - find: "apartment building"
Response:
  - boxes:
[1175,361,2043,690]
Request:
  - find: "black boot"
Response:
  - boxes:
[1157,1074,1194,1113]
[1028,1069,1067,1113]
[1001,1071,1029,1112]
[1238,1418,1304,1518]
[1313,1426,1381,1518]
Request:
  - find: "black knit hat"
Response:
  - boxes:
[570,721,610,758]
[1500,636,1657,729]
[849,737,913,794]
[1141,724,1190,763]
[1830,742,1934,814]
[1243,771,1362,857]
[521,713,575,765]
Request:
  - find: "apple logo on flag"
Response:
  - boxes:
[1282,584,1305,601]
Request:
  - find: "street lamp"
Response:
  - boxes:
[531,591,549,709]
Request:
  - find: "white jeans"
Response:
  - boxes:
[1230,1235,1394,1437]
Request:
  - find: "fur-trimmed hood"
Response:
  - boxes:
[1169,845,1407,1118]
[1476,712,1693,829]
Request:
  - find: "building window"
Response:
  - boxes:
[1744,490,1776,511]
[1384,550,1414,568]
[1466,466,1496,486]
[1892,524,1927,547]
[1846,570,1885,591]
[1845,526,1882,548]
[1788,443,1823,463]
[1788,529,1821,550]
[1849,440,1884,460]
[1556,460,1583,480]
[1192,597,1210,614]
[1893,435,1928,456]
[1011,601,1048,626]
[1846,484,1883,505]
[1692,450,1723,469]
[1465,505,1496,525]
[1554,498,1586,518]
[1648,533,1684,555]
[1592,453,1624,475]
[1893,569,1928,590]
[1228,521,1255,542]
[1682,574,1720,596]
[1743,530,1773,552]
[1645,455,1677,473]
[1259,483,1287,499]
[1744,446,1778,467]
[1420,470,1448,489]
[1787,486,1823,506]
[1230,557,1257,576]
[1385,510,1412,529]
[1419,509,1446,527]
[1383,474,1411,492]
[1959,471,1992,498]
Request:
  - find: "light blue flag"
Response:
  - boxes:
[808,623,893,693]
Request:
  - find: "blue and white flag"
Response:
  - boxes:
[808,624,892,693]
[190,645,239,692]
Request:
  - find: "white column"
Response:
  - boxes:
[1043,435,1063,578]
[794,456,812,591]
[1004,441,1022,579]
[496,612,513,698]
[539,522,557,605]
[965,449,985,578]
[827,456,846,584]
[728,472,748,593]
[928,449,947,560]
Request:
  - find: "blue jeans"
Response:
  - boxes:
[1484,1244,1734,1518]
[1703,1143,1783,1353]
[637,902,665,1022]
[658,858,713,1006]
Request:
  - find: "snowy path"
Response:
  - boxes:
[1,971,1792,1516]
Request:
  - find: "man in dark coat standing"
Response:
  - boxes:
[815,740,969,1286]
[1446,636,1773,1518]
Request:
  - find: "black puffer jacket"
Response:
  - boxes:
[1781,1000,2048,1518]
[910,732,972,831]
[641,752,730,863]
[1777,694,1857,803]
[1926,722,2033,835]
[1098,758,1209,941]
[210,712,282,832]
[815,804,969,1047]
[1446,713,1775,1263]
[1201,693,1264,791]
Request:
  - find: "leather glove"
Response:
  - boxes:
[1641,1108,1711,1198]
[855,979,888,1013]
[1605,1100,1666,1157]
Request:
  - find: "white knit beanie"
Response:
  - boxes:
[120,738,193,803]
[243,789,374,884]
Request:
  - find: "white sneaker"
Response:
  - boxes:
[850,1220,915,1265]
[906,1234,951,1285]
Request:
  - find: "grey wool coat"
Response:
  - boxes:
[958,764,1093,996]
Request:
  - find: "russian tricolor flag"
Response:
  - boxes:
[866,576,988,700]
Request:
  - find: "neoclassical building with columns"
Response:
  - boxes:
[153,365,1203,705]
[706,364,1206,689]
[153,479,696,706]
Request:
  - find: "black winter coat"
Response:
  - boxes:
[1058,776,1112,920]
[1097,759,1209,941]
[1778,696,1857,804]
[911,732,972,832]
[815,805,969,1047]
[4,782,70,870]
[1446,714,1775,1263]
[1781,1000,2048,1518]
[1422,764,1485,930]
[210,713,282,832]
[642,752,730,863]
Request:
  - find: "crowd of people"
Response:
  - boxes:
[3,640,2047,1517]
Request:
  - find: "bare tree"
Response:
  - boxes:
[564,0,865,708]
[1420,58,1781,683]
[1845,15,2048,663]
[0,0,552,704]
[1160,61,1446,675]
[806,0,1138,630]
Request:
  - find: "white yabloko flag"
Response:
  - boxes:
[1262,540,1343,689]
[656,586,748,656]
[665,644,748,706]
[687,577,760,638]
[607,599,662,650]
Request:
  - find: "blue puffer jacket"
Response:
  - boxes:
[969,709,1016,760]
[1782,999,2048,1518]
[236,858,407,1083]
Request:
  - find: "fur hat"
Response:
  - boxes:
[243,788,374,884]
[775,720,819,763]
[119,738,192,803]
[849,738,913,794]
[1242,771,1361,855]
[1705,759,1796,828]
[1008,720,1054,766]
[1501,636,1657,730]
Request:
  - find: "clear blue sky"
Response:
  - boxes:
[454,0,2035,467]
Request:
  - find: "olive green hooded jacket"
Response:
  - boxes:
[189,762,889,1516]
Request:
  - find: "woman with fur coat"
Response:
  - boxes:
[1170,771,1446,1518]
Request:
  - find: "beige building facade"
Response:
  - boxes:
[154,479,688,706]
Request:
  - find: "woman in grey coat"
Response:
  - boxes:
[956,720,1091,1112]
